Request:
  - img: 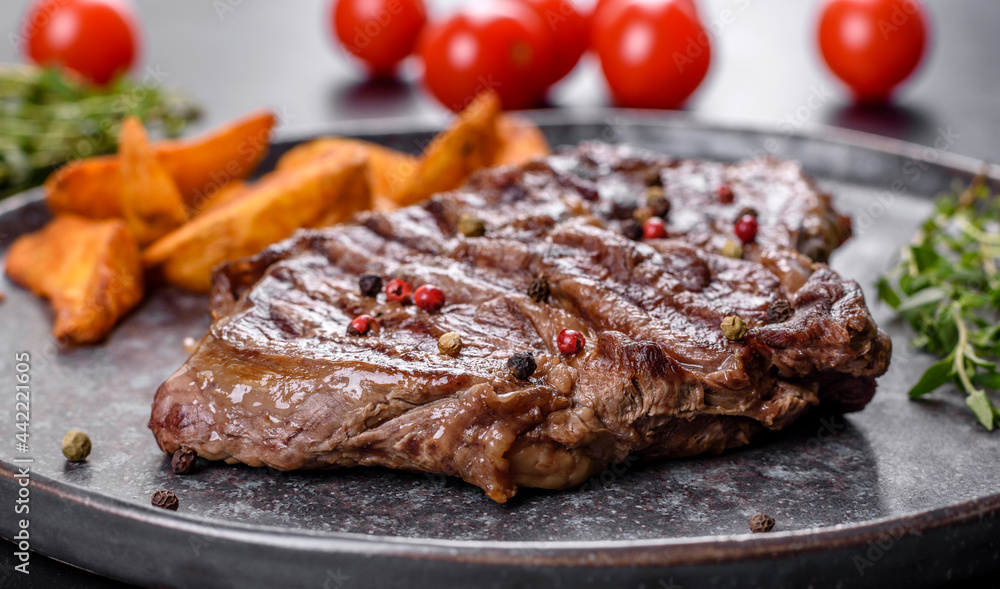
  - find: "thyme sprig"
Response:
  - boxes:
[0,64,199,197]
[878,176,1000,430]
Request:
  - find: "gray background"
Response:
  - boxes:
[1,0,999,587]
[2,0,999,161]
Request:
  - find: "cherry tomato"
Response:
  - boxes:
[332,0,427,75]
[592,0,711,109]
[818,0,928,102]
[420,1,555,111]
[514,0,589,86]
[592,0,699,25]
[22,0,140,85]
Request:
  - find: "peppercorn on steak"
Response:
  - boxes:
[149,142,891,503]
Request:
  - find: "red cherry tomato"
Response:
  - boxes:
[592,0,711,109]
[592,0,699,25]
[818,0,928,102]
[413,284,446,313]
[332,0,427,75]
[22,0,140,85]
[420,1,555,111]
[514,0,589,86]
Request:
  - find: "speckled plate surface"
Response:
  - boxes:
[1,112,999,589]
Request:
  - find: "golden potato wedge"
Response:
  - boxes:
[143,154,371,293]
[192,180,248,217]
[5,216,144,345]
[494,114,550,166]
[158,109,276,206]
[45,110,276,218]
[277,138,417,199]
[118,117,188,245]
[44,156,121,219]
[390,90,501,207]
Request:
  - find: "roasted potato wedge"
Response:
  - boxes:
[45,110,276,218]
[494,114,550,166]
[143,154,371,293]
[5,216,144,345]
[43,156,121,218]
[159,110,276,207]
[390,90,501,207]
[192,180,248,217]
[118,117,188,245]
[277,138,417,201]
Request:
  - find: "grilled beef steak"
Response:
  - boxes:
[150,142,890,503]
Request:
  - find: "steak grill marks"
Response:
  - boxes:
[150,142,890,503]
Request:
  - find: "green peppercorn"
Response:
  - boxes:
[721,315,748,341]
[438,332,463,356]
[61,429,91,462]
[720,239,744,259]
[458,214,486,237]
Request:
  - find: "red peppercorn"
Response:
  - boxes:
[642,217,667,240]
[384,278,412,303]
[347,314,378,336]
[717,183,734,204]
[734,214,758,244]
[556,329,585,355]
[414,284,446,313]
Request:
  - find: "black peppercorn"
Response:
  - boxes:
[749,513,775,533]
[151,490,179,511]
[507,352,536,380]
[766,299,793,324]
[622,219,643,241]
[644,167,663,187]
[171,447,197,475]
[359,274,382,298]
[527,274,550,303]
[646,186,670,218]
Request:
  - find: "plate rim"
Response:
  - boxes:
[2,110,999,573]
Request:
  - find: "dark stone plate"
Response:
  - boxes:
[1,112,998,588]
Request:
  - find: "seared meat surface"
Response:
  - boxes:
[150,142,890,503]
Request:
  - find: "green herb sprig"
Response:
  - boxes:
[0,65,200,197]
[878,176,1000,430]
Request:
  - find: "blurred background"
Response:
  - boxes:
[2,0,998,161]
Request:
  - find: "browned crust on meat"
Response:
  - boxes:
[150,142,890,503]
